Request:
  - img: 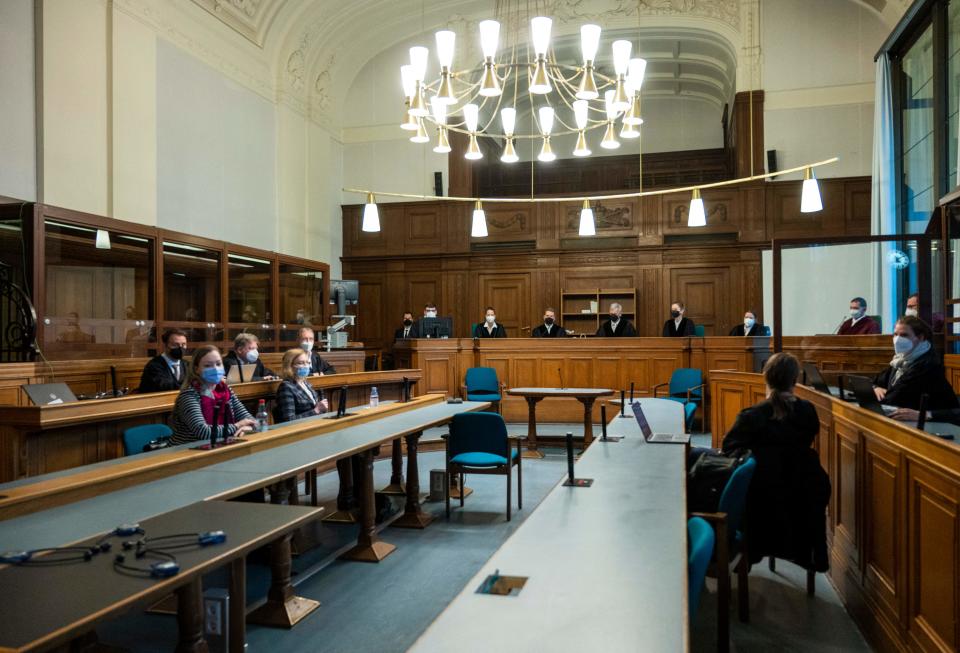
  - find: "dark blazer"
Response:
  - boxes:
[222,351,275,381]
[273,379,323,423]
[722,397,830,570]
[873,348,959,411]
[138,355,187,393]
[662,317,695,337]
[596,319,637,337]
[473,323,507,338]
[729,322,765,337]
[531,323,567,338]
[309,351,336,375]
[394,323,420,340]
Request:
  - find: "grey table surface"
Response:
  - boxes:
[409,398,689,653]
[0,400,488,552]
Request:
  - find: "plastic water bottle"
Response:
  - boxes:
[369,387,379,408]
[256,399,269,432]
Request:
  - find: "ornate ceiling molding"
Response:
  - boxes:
[190,0,288,47]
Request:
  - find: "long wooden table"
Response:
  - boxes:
[506,387,614,456]
[410,398,688,652]
[0,369,421,483]
[709,370,960,653]
[393,335,893,423]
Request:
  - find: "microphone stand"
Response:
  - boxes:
[562,432,593,487]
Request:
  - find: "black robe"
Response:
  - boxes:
[662,317,695,337]
[596,319,637,337]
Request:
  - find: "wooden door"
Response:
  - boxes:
[669,267,730,336]
[477,274,530,337]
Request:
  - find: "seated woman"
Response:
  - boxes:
[274,348,329,423]
[171,345,256,445]
[873,316,958,411]
[721,352,830,570]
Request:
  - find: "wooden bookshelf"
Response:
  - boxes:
[560,288,638,335]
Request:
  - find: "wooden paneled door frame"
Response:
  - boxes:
[771,233,936,352]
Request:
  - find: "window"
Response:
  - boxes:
[900,24,935,234]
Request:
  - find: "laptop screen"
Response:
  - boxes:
[630,401,653,439]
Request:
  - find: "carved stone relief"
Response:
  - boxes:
[548,0,740,29]
[565,204,633,231]
[672,202,728,225]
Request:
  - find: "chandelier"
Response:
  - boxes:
[399,15,647,162]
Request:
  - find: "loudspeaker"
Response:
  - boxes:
[434,171,443,196]
[767,149,778,179]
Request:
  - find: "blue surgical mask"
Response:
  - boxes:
[299,341,314,352]
[296,365,310,378]
[245,349,259,363]
[202,366,224,384]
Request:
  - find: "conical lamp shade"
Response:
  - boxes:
[465,133,483,160]
[688,189,706,227]
[362,193,381,232]
[501,138,518,163]
[471,201,488,237]
[480,61,501,96]
[538,137,556,162]
[95,229,111,249]
[600,122,620,149]
[433,127,451,153]
[800,168,823,213]
[579,200,596,236]
[573,131,591,157]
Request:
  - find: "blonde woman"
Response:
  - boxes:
[274,348,329,423]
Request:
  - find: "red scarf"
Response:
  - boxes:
[194,380,233,426]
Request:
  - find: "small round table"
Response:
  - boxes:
[506,387,615,458]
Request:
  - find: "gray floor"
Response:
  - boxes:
[95,427,873,653]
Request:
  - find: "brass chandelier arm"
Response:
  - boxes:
[345,157,840,204]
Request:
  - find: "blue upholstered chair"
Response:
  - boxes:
[652,368,704,432]
[445,411,522,521]
[694,324,706,337]
[462,367,506,413]
[122,423,173,456]
[688,516,716,622]
[692,456,757,653]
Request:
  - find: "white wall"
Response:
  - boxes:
[0,0,37,202]
[762,0,888,179]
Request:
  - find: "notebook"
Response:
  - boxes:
[631,401,690,444]
[23,382,78,406]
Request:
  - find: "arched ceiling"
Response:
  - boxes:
[188,0,913,129]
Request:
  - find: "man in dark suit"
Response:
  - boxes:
[137,328,189,393]
[532,307,567,337]
[662,301,696,337]
[838,297,881,335]
[597,302,637,337]
[473,307,508,338]
[297,327,336,375]
[729,310,765,336]
[394,311,420,340]
[223,333,277,381]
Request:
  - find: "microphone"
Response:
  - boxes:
[210,403,220,449]
[917,393,929,431]
[629,382,635,403]
[601,404,607,441]
[558,367,564,389]
[838,375,846,401]
[565,432,575,482]
[833,317,847,334]
[619,389,628,418]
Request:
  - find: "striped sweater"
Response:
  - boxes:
[171,386,253,445]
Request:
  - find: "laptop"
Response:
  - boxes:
[225,363,253,385]
[802,363,831,395]
[845,375,897,417]
[23,382,78,406]
[631,401,690,444]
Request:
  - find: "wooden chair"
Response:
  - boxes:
[444,412,522,521]
[691,456,757,653]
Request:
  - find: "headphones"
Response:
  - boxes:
[113,549,180,578]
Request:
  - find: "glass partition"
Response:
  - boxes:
[227,253,272,325]
[948,0,960,188]
[901,24,935,234]
[773,237,940,337]
[278,263,325,343]
[42,220,154,358]
[163,241,221,324]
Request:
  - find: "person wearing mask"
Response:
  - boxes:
[597,302,637,337]
[905,293,944,333]
[872,316,958,411]
[423,303,438,319]
[473,307,507,338]
[532,308,567,337]
[222,333,276,381]
[395,311,420,340]
[171,345,256,445]
[138,328,189,393]
[297,327,336,375]
[729,311,765,336]
[274,348,329,423]
[662,301,695,337]
[720,352,830,569]
[838,297,880,335]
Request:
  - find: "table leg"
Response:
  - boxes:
[323,456,359,523]
[340,447,397,562]
[228,558,246,653]
[175,578,209,653]
[378,437,407,496]
[392,431,434,529]
[523,396,545,459]
[581,397,597,446]
[247,483,321,628]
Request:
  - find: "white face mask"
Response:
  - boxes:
[245,348,259,363]
[904,307,919,318]
[849,308,863,319]
[485,315,496,324]
[425,310,437,318]
[893,335,914,355]
[300,341,314,352]
[744,318,755,329]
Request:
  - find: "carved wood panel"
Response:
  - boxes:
[833,416,860,568]
[404,205,444,254]
[863,435,903,627]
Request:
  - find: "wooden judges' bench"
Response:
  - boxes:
[0,367,418,483]
[709,370,960,653]
[393,335,895,423]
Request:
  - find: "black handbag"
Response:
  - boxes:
[687,448,752,513]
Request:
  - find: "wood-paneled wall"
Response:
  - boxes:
[342,176,871,355]
[710,370,960,653]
